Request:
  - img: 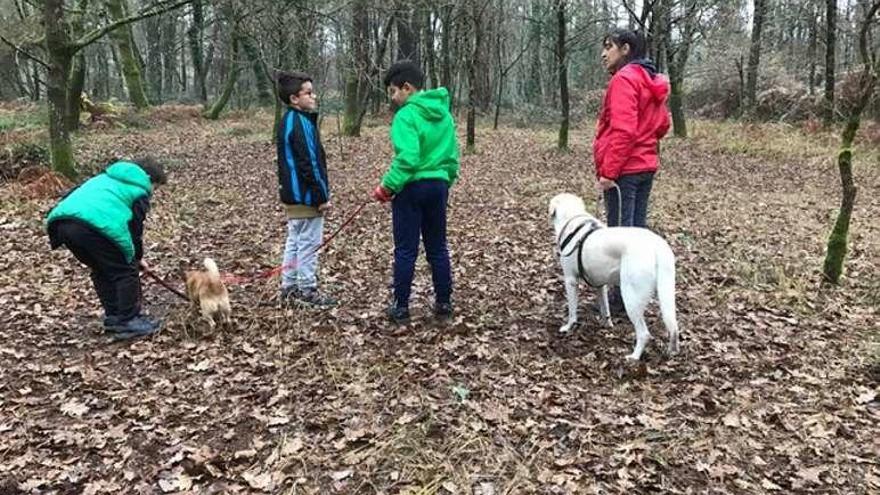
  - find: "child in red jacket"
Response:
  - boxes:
[594,29,670,229]
[593,29,671,313]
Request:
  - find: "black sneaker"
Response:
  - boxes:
[280,286,300,303]
[386,305,410,324]
[434,302,453,320]
[295,288,338,308]
[103,315,122,330]
[106,316,160,340]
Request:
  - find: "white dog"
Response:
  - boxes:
[548,193,680,361]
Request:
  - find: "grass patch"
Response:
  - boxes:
[223,125,257,137]
[0,105,47,132]
[688,119,880,163]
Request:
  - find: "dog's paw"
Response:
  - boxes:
[558,323,573,334]
[667,342,680,356]
[604,317,614,329]
[624,353,641,362]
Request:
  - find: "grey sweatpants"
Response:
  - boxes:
[280,216,324,290]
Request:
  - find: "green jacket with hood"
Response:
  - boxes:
[46,161,153,263]
[381,88,460,193]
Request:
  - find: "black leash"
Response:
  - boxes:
[143,267,189,301]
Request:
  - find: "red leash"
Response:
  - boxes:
[221,200,371,284]
[142,201,372,298]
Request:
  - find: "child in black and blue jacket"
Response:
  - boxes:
[275,71,336,307]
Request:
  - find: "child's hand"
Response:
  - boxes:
[318,201,333,212]
[138,259,150,271]
[372,185,393,203]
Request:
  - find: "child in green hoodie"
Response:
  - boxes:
[372,61,460,324]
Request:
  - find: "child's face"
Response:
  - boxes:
[601,39,630,74]
[289,81,317,111]
[388,82,415,108]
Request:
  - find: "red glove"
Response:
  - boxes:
[372,185,393,203]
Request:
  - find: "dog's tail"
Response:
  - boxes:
[655,242,680,354]
[203,257,221,282]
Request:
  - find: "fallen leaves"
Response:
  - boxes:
[60,398,89,418]
[0,112,878,493]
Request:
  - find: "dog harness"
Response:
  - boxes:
[556,216,604,287]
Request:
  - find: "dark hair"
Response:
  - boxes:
[603,29,646,62]
[276,71,313,105]
[133,157,167,185]
[383,60,424,90]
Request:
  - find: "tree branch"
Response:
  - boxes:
[0,34,49,69]
[72,0,193,52]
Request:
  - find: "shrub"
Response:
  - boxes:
[0,141,49,181]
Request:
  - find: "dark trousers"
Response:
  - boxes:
[604,172,655,228]
[53,220,141,322]
[391,180,452,307]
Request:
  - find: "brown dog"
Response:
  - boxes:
[185,258,231,328]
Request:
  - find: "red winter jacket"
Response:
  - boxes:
[593,62,671,180]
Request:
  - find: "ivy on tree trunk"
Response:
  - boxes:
[821,1,880,283]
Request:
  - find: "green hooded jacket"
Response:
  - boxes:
[46,161,152,263]
[381,88,460,193]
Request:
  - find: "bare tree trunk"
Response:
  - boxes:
[744,0,767,115]
[440,3,454,99]
[355,15,395,128]
[65,53,87,131]
[555,0,569,150]
[65,0,90,131]
[475,8,493,112]
[204,33,240,119]
[291,14,312,70]
[808,2,818,95]
[343,0,369,136]
[146,16,163,103]
[824,0,836,126]
[395,0,418,63]
[187,0,207,102]
[525,0,543,104]
[239,37,272,105]
[466,1,488,153]
[44,0,76,178]
[424,8,439,88]
[665,0,699,138]
[180,27,187,95]
[31,61,42,101]
[649,0,668,73]
[162,15,177,100]
[106,0,150,109]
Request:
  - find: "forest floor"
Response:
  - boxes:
[1,105,879,494]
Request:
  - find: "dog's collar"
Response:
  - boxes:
[558,217,602,257]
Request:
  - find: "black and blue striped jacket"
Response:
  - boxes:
[276,108,330,207]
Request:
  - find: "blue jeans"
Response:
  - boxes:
[391,180,452,308]
[281,216,324,290]
[604,172,655,228]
